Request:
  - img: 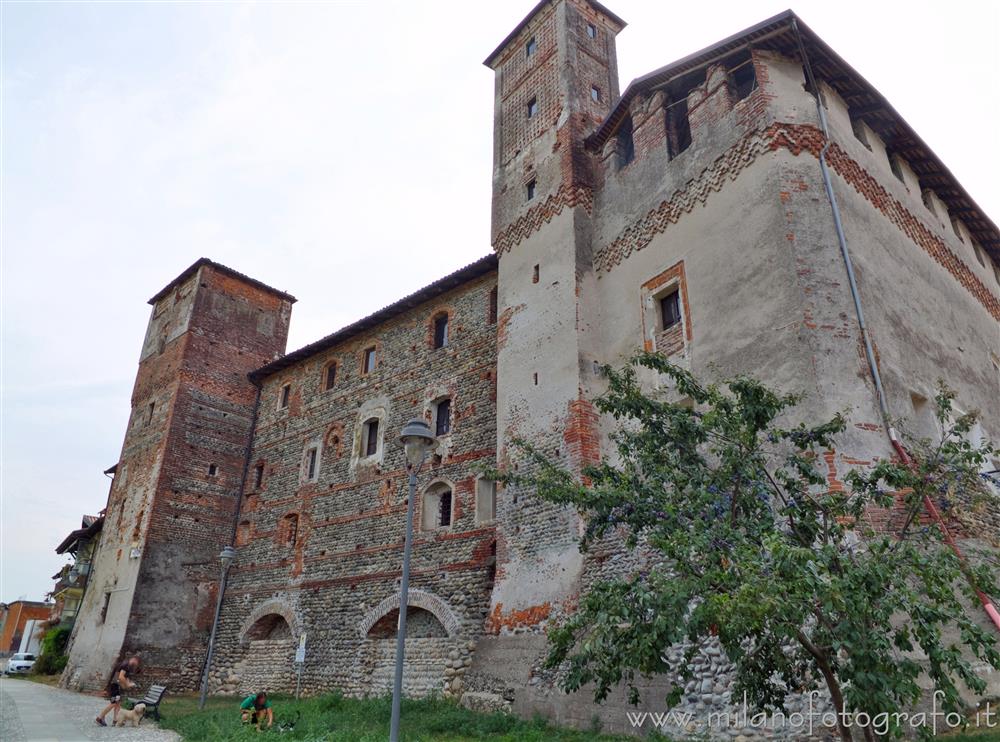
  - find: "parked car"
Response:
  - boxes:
[5,653,36,674]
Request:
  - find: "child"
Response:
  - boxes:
[240,691,273,730]
[95,655,139,727]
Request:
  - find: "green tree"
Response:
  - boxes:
[500,353,999,742]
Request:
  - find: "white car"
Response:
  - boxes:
[5,653,36,674]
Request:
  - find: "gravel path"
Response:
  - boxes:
[0,677,181,742]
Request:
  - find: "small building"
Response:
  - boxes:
[0,601,52,656]
[51,515,104,627]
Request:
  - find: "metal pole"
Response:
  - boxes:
[199,562,229,709]
[389,462,420,742]
[295,664,302,700]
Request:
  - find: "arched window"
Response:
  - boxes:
[246,613,292,641]
[432,313,449,349]
[421,482,453,531]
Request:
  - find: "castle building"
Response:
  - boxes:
[64,1,999,735]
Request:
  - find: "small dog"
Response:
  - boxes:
[115,703,146,727]
[276,711,301,733]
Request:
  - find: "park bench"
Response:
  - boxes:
[127,684,167,721]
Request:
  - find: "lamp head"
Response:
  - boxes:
[219,545,237,569]
[399,418,436,467]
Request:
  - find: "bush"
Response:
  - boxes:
[33,625,71,675]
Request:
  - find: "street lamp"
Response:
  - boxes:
[199,544,238,709]
[390,419,436,742]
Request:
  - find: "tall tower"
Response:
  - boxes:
[485,0,624,633]
[63,260,294,691]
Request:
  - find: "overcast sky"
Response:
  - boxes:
[2,1,998,604]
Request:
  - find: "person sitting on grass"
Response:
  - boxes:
[240,691,273,731]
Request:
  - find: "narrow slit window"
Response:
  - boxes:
[527,97,538,119]
[325,363,337,390]
[146,402,155,426]
[526,179,536,201]
[306,448,318,480]
[488,287,498,324]
[363,347,376,374]
[100,592,111,623]
[661,290,681,330]
[208,463,217,477]
[280,384,291,409]
[433,314,449,349]
[364,419,380,457]
[526,37,537,57]
[666,100,691,159]
[617,115,634,168]
[532,264,539,283]
[435,398,452,437]
[254,464,265,489]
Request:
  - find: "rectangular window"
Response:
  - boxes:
[617,116,634,168]
[306,448,318,480]
[527,97,538,118]
[208,463,217,477]
[433,315,449,349]
[526,37,537,56]
[365,420,379,457]
[325,363,337,390]
[254,464,264,489]
[363,347,376,374]
[280,384,291,409]
[666,100,691,159]
[438,490,452,527]
[488,287,498,325]
[586,23,597,38]
[532,264,539,284]
[660,290,681,330]
[436,399,451,436]
[591,86,600,102]
[526,179,536,201]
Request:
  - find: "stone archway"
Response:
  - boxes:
[358,589,461,639]
[238,599,300,646]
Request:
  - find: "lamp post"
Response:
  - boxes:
[199,544,237,709]
[390,419,436,742]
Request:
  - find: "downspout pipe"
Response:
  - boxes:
[792,19,1000,633]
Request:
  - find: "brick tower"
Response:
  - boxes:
[485,0,625,633]
[63,260,294,691]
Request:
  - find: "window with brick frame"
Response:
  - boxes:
[305,446,319,481]
[421,482,453,531]
[362,418,380,458]
[665,98,691,160]
[279,384,291,409]
[728,54,756,102]
[281,514,298,547]
[434,398,452,437]
[254,463,265,489]
[660,290,681,331]
[324,361,337,390]
[641,262,690,358]
[488,287,498,324]
[362,346,377,374]
[527,97,538,119]
[432,313,449,349]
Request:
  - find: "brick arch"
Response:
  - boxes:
[239,599,300,646]
[358,589,461,639]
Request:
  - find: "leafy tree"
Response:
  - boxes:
[499,353,999,742]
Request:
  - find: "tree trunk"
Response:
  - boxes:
[796,630,853,742]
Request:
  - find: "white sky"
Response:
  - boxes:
[2,1,998,603]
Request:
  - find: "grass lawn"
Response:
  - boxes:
[157,693,666,742]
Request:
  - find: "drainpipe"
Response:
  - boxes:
[792,19,1000,633]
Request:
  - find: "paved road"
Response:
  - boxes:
[0,677,180,742]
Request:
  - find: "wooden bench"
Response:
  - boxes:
[127,685,167,721]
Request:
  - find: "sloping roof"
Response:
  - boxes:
[585,10,999,260]
[55,515,104,555]
[147,258,297,306]
[484,0,626,67]
[249,254,498,383]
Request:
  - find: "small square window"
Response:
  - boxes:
[526,179,536,201]
[280,384,291,409]
[527,97,538,118]
[591,86,600,102]
[363,347,377,374]
[586,23,597,39]
[325,363,337,390]
[660,290,681,330]
[526,37,537,57]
